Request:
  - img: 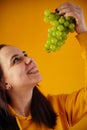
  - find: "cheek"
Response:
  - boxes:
[6,66,27,84]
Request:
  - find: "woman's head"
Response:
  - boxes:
[0,44,42,92]
[0,44,57,129]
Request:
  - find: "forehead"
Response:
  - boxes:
[0,46,22,63]
[0,46,22,58]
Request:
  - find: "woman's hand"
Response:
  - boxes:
[55,2,87,34]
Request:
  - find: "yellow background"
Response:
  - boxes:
[0,0,87,129]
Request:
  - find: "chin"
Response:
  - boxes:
[33,75,42,86]
[36,75,42,83]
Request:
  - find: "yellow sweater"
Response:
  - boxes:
[9,32,87,130]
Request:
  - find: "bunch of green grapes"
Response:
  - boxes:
[44,9,76,52]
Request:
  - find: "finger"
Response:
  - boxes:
[64,12,80,24]
[58,7,74,15]
[58,2,80,9]
[58,7,81,15]
[55,2,81,13]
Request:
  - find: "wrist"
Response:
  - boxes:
[77,26,87,34]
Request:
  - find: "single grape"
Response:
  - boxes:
[48,33,52,38]
[54,13,60,20]
[62,32,67,39]
[44,9,51,16]
[57,41,64,46]
[50,37,57,44]
[51,26,57,31]
[48,13,55,21]
[65,16,71,21]
[51,20,59,26]
[56,31,62,37]
[64,21,69,27]
[52,31,56,37]
[69,23,75,29]
[57,25,64,31]
[44,16,49,23]
[46,40,51,45]
[48,28,52,33]
[59,16,65,24]
[57,36,63,41]
[50,44,57,51]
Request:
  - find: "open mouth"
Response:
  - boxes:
[27,66,39,74]
[28,70,39,74]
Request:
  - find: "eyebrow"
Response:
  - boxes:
[22,51,26,54]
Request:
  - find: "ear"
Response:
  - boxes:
[5,83,12,90]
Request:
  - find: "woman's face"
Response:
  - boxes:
[0,46,42,90]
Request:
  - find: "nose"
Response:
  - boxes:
[24,57,32,65]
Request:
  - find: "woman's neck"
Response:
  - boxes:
[8,87,34,116]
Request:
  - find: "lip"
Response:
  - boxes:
[28,69,39,74]
[27,65,39,74]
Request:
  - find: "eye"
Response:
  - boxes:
[13,57,21,64]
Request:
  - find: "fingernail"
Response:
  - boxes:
[55,8,59,13]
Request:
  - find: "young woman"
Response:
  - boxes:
[0,2,87,130]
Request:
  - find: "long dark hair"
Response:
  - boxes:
[0,44,57,129]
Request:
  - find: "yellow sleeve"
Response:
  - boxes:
[65,87,87,126]
[76,32,87,86]
[48,88,87,127]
